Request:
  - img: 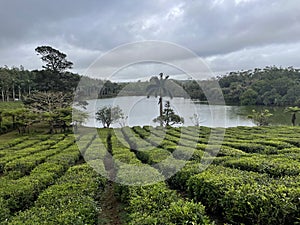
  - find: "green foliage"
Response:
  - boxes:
[248,109,273,126]
[218,66,300,106]
[96,105,124,128]
[2,125,300,224]
[0,197,10,223]
[121,182,211,225]
[153,101,184,127]
[186,163,300,224]
[240,88,258,105]
[223,155,300,177]
[8,164,106,225]
[35,46,73,73]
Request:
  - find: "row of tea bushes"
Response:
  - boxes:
[0,134,69,173]
[224,126,300,140]
[134,126,203,155]
[125,182,212,225]
[167,127,208,144]
[187,165,300,225]
[121,127,154,151]
[3,147,65,179]
[221,154,300,177]
[112,141,212,225]
[7,164,107,225]
[131,127,206,167]
[0,162,66,223]
[0,136,30,150]
[0,145,82,223]
[1,139,39,152]
[222,138,294,154]
[103,131,212,225]
[222,141,274,154]
[132,126,178,151]
[1,135,75,179]
[168,162,300,224]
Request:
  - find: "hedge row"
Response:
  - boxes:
[4,147,65,179]
[111,133,141,165]
[121,127,154,151]
[0,145,81,223]
[1,139,38,152]
[222,154,300,177]
[0,135,67,173]
[224,126,300,140]
[133,126,175,150]
[138,126,202,151]
[2,135,75,179]
[113,151,212,225]
[125,182,212,225]
[187,165,300,225]
[8,164,107,225]
[222,141,275,154]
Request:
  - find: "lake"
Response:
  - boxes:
[80,96,292,128]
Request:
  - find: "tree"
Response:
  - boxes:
[248,109,273,126]
[153,101,184,127]
[146,73,173,126]
[35,46,73,73]
[14,109,36,134]
[96,105,124,128]
[0,68,12,102]
[23,91,73,133]
[285,106,300,126]
[240,88,258,105]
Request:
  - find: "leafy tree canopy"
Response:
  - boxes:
[35,46,73,73]
[96,105,124,128]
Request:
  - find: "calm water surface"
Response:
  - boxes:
[81,96,290,128]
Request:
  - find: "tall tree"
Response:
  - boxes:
[35,46,73,73]
[146,73,173,126]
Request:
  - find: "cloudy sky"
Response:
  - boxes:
[1,0,300,81]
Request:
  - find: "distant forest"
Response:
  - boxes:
[1,65,300,106]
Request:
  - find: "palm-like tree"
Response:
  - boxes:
[146,73,173,126]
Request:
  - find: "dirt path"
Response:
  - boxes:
[98,181,123,225]
[98,150,124,225]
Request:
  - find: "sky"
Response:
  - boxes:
[1,0,300,81]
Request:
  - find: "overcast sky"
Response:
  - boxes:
[1,0,300,81]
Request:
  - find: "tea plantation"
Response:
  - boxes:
[0,125,300,224]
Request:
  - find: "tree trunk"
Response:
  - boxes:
[292,113,296,126]
[159,96,163,126]
[1,90,4,102]
[18,86,21,99]
[12,84,15,101]
[6,90,9,102]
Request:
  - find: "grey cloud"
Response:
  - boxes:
[0,0,300,76]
